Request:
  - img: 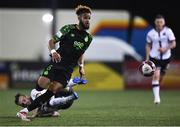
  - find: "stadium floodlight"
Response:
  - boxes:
[42,13,53,23]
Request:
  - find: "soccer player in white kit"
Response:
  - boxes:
[145,14,176,104]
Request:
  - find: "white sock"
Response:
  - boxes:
[152,86,160,100]
[152,80,160,102]
[20,108,29,113]
[49,95,74,106]
[66,79,76,87]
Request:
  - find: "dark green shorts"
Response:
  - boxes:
[41,64,71,87]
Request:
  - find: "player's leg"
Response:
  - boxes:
[35,103,60,117]
[34,76,50,91]
[152,68,161,104]
[49,92,78,106]
[159,69,165,83]
[17,80,64,121]
[28,68,72,111]
[17,67,72,121]
[150,57,161,104]
[28,64,56,108]
[26,64,65,112]
[27,81,64,111]
[17,76,54,120]
[37,97,75,118]
[159,58,170,83]
[17,64,63,121]
[33,81,70,116]
[28,82,67,117]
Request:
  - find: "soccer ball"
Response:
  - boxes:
[139,61,156,77]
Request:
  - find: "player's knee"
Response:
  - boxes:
[38,76,50,88]
[54,86,63,93]
[48,83,55,92]
[49,82,64,93]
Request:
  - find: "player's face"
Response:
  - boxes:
[155,18,165,31]
[79,13,91,30]
[18,95,31,107]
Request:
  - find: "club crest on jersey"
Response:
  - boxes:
[84,36,88,42]
[73,41,84,50]
[71,33,75,37]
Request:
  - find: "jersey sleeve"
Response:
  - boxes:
[53,30,63,42]
[146,32,152,43]
[52,24,75,42]
[167,28,176,41]
[88,34,93,43]
[30,89,47,100]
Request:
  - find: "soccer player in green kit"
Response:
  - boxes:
[17,5,92,121]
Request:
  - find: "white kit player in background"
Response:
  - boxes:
[145,14,176,104]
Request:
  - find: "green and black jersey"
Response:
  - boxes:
[52,24,93,73]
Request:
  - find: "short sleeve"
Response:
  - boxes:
[167,28,176,41]
[52,24,75,42]
[146,33,152,43]
[53,30,63,42]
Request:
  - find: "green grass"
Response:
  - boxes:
[0,89,180,126]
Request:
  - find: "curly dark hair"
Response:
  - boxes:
[75,5,91,16]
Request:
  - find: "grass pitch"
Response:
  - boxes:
[0,89,180,126]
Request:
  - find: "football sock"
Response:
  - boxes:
[49,94,77,106]
[27,90,54,112]
[152,80,160,102]
[66,79,76,87]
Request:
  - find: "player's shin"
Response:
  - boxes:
[66,79,76,87]
[152,80,160,104]
[49,92,78,106]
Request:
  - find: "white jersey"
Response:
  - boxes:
[146,26,175,60]
[30,89,54,100]
[30,89,47,100]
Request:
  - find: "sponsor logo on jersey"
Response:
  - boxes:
[73,41,84,50]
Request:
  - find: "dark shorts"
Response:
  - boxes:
[41,64,71,87]
[150,57,171,75]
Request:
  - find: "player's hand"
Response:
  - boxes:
[158,47,167,53]
[79,67,85,79]
[52,52,61,63]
